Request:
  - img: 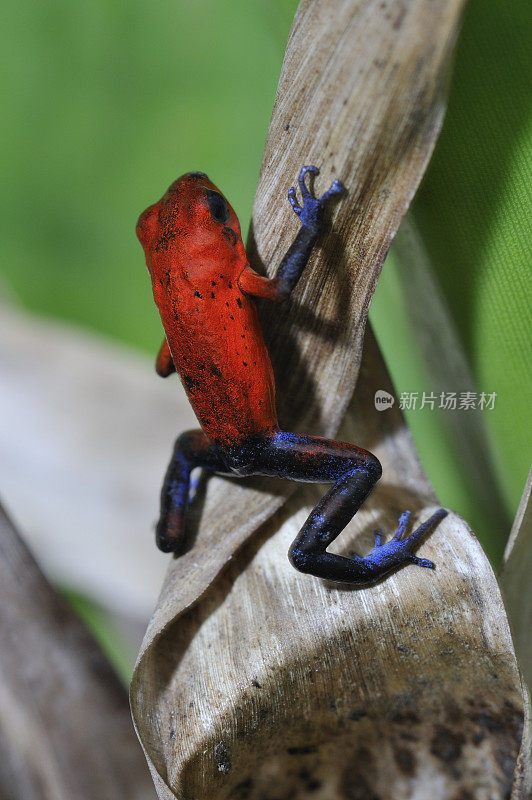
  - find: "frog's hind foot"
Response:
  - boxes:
[155,509,186,554]
[365,508,448,575]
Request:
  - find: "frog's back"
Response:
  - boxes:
[157,272,278,446]
[137,171,278,445]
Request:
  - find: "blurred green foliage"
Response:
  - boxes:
[1,0,529,575]
[64,588,135,684]
[412,1,531,531]
[373,0,531,561]
[1,0,295,346]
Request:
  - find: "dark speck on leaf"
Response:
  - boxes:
[340,771,379,800]
[430,726,464,763]
[394,746,416,776]
[214,742,231,774]
[349,709,367,721]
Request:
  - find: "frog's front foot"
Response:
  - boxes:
[362,508,447,574]
[288,165,345,235]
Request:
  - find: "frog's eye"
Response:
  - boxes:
[206,189,230,224]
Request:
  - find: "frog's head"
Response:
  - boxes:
[136,172,247,278]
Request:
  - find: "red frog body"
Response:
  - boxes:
[136,166,447,584]
[137,173,277,445]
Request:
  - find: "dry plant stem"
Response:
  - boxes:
[131,0,526,797]
[501,465,532,691]
[500,468,532,795]
[0,502,155,800]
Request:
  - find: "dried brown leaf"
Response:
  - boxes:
[500,468,532,796]
[0,503,155,800]
[130,1,526,797]
[501,466,532,688]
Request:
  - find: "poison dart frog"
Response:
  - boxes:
[136,166,447,584]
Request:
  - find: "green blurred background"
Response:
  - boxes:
[1,0,530,572]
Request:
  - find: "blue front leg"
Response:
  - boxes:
[274,165,345,298]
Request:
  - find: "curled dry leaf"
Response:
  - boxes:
[0,503,155,800]
[501,467,532,692]
[500,468,532,794]
[131,0,526,797]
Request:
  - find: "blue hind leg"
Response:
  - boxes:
[239,431,447,585]
[156,429,226,553]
